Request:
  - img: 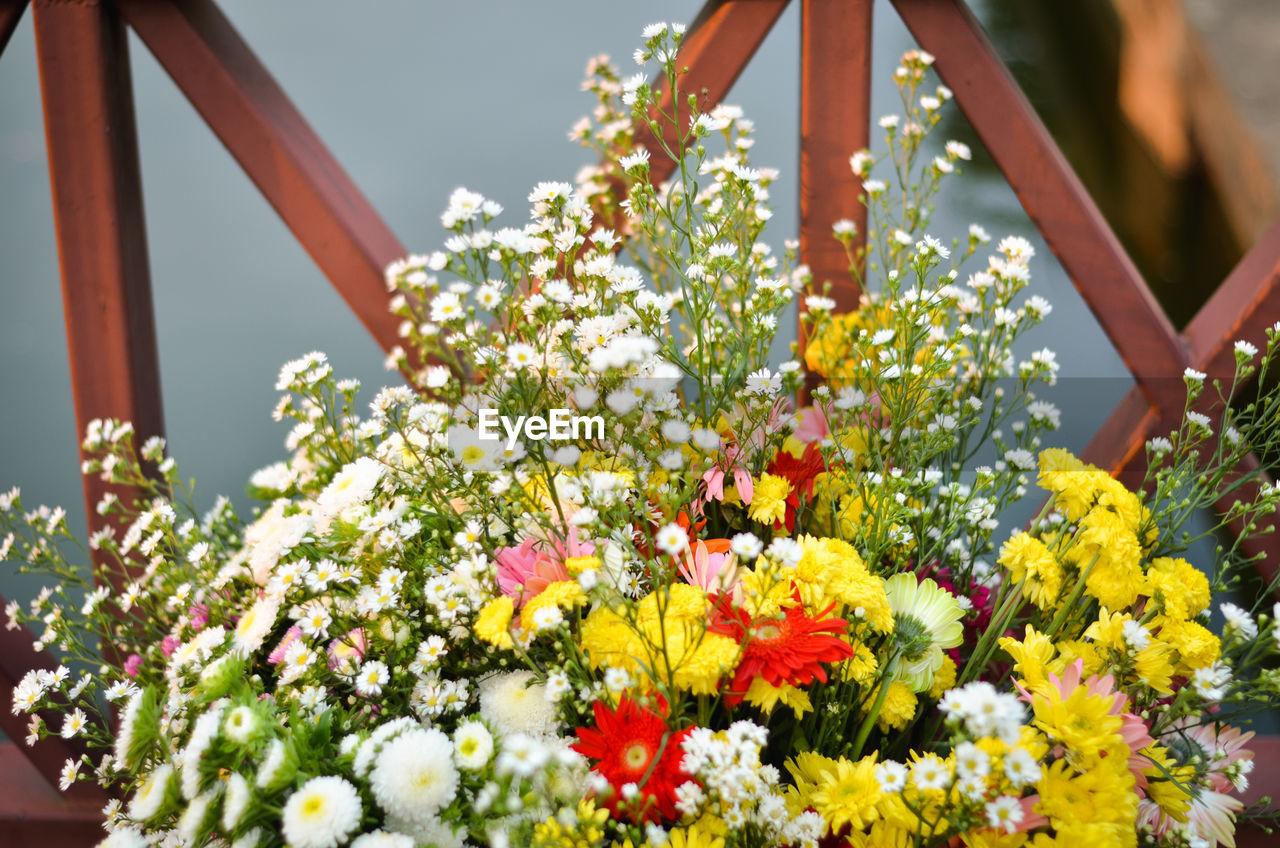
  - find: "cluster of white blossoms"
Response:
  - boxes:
[676,721,825,846]
[937,680,1026,745]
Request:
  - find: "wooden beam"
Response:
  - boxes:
[32,0,165,546]
[891,0,1190,422]
[798,0,872,314]
[644,0,791,186]
[1081,383,1156,490]
[116,0,407,358]
[0,741,104,847]
[1185,218,1280,381]
[1237,733,1280,846]
[0,0,26,59]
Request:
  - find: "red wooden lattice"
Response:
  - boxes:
[0,0,1277,844]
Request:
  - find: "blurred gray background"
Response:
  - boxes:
[0,1,1139,603]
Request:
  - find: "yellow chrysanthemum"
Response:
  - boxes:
[792,536,893,632]
[840,640,880,685]
[664,824,725,848]
[998,533,1064,610]
[1050,638,1104,677]
[563,555,600,576]
[1068,509,1145,610]
[580,586,739,695]
[520,580,587,631]
[960,830,1031,848]
[532,799,609,848]
[928,654,957,700]
[808,755,883,834]
[1032,758,1137,842]
[1132,642,1175,694]
[1000,625,1056,687]
[743,678,813,717]
[1155,616,1221,675]
[748,473,792,526]
[668,631,741,696]
[580,606,643,673]
[1141,745,1193,822]
[871,681,917,732]
[1146,557,1210,619]
[1030,683,1125,763]
[1083,609,1133,653]
[474,596,515,649]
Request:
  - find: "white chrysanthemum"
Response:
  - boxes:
[1001,747,1041,788]
[96,828,149,848]
[231,828,264,848]
[986,795,1025,833]
[180,704,225,799]
[1220,602,1258,641]
[315,457,384,524]
[351,832,415,848]
[113,689,144,768]
[176,789,215,844]
[281,776,363,848]
[126,762,172,822]
[386,814,466,848]
[479,671,558,738]
[234,596,281,655]
[224,705,260,745]
[370,728,459,824]
[255,738,288,790]
[243,500,313,584]
[453,720,494,771]
[222,771,252,833]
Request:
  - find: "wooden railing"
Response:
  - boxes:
[0,0,1277,844]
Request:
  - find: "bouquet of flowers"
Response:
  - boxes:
[6,23,1280,848]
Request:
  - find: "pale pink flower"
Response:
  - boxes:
[328,628,367,673]
[496,528,593,606]
[794,405,830,445]
[678,540,741,600]
[702,440,754,504]
[268,626,303,665]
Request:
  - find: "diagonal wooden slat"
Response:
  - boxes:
[1090,221,1280,484]
[891,0,1190,422]
[799,0,872,314]
[1081,382,1156,488]
[32,0,165,549]
[0,742,104,848]
[890,0,1280,588]
[115,0,407,359]
[1185,218,1280,381]
[0,0,26,59]
[643,0,791,186]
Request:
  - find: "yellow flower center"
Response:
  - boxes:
[625,743,651,770]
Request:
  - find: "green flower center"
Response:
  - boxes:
[893,613,932,662]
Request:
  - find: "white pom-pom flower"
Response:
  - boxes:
[370,728,459,824]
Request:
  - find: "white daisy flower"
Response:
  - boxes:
[453,720,494,771]
[281,775,363,848]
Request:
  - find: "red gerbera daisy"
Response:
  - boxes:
[571,697,693,822]
[768,442,825,500]
[766,442,825,531]
[711,588,854,705]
